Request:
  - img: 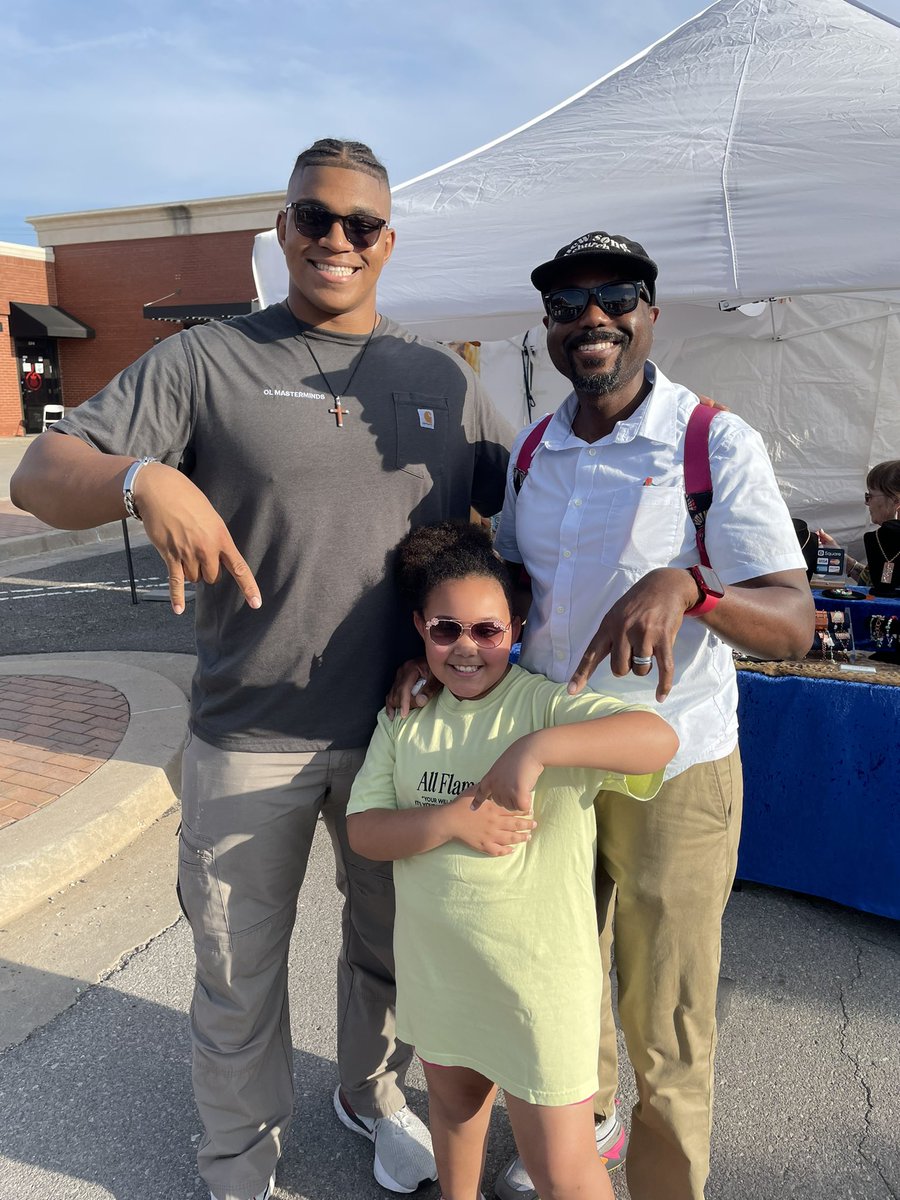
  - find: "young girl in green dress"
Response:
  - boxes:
[347,521,677,1200]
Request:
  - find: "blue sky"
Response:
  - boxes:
[3,0,900,245]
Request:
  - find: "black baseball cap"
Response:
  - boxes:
[531,231,658,304]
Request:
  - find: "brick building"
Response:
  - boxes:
[0,190,283,437]
[0,241,91,437]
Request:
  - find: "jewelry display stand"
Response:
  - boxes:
[867,610,900,664]
[812,607,857,663]
[792,518,818,580]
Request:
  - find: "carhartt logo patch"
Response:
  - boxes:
[418,408,435,429]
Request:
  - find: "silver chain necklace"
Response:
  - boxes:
[299,317,378,429]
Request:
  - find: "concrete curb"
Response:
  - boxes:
[0,521,125,565]
[0,654,189,926]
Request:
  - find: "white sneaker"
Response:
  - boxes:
[333,1085,438,1193]
[493,1107,627,1199]
[210,1170,275,1200]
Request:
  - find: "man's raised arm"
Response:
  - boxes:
[12,432,261,616]
[12,431,137,530]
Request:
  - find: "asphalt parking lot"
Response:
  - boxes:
[1,539,196,658]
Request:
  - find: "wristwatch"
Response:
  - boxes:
[684,564,725,616]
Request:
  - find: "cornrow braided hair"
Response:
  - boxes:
[395,521,514,613]
[291,138,389,187]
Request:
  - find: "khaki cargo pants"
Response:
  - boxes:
[594,748,743,1200]
[178,733,411,1200]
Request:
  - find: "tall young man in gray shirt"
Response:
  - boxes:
[12,139,511,1200]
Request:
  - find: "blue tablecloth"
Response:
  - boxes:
[736,670,900,919]
[812,588,900,650]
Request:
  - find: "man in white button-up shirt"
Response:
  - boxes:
[493,232,814,1200]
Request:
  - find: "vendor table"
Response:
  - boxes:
[811,586,900,651]
[736,662,900,919]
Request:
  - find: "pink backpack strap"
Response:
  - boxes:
[513,412,553,493]
[684,400,718,567]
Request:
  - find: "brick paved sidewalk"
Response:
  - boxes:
[0,498,55,542]
[0,676,129,829]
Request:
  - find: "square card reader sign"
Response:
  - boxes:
[815,547,845,576]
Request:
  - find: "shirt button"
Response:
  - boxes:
[556,605,565,614]
[562,549,572,558]
[556,651,566,661]
[588,448,597,456]
[573,498,582,507]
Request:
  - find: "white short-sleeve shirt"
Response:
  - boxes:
[495,362,806,777]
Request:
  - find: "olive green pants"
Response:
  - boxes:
[178,734,410,1200]
[594,748,743,1200]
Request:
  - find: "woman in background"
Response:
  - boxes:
[816,459,900,585]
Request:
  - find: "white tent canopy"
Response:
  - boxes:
[253,0,900,547]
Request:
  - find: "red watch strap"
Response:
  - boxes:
[684,565,723,617]
[684,591,721,617]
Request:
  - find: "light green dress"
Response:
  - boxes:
[347,665,663,1106]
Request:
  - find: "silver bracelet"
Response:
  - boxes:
[122,457,158,521]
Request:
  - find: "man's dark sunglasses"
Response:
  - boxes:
[543,280,651,323]
[284,202,388,248]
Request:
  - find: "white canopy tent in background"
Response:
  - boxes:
[253,0,900,549]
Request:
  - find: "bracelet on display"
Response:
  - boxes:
[813,610,827,658]
[885,616,899,648]
[869,614,886,647]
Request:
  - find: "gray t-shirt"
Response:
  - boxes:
[55,302,512,750]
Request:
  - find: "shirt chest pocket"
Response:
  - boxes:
[393,393,448,479]
[599,485,686,571]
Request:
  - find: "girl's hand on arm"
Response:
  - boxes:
[473,736,544,812]
[348,793,536,860]
[347,805,457,861]
[447,788,536,856]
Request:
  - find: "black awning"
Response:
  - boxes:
[9,302,95,339]
[142,301,256,324]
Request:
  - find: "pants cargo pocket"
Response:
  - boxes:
[178,822,230,944]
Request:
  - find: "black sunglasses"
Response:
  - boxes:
[543,281,651,323]
[284,202,388,249]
